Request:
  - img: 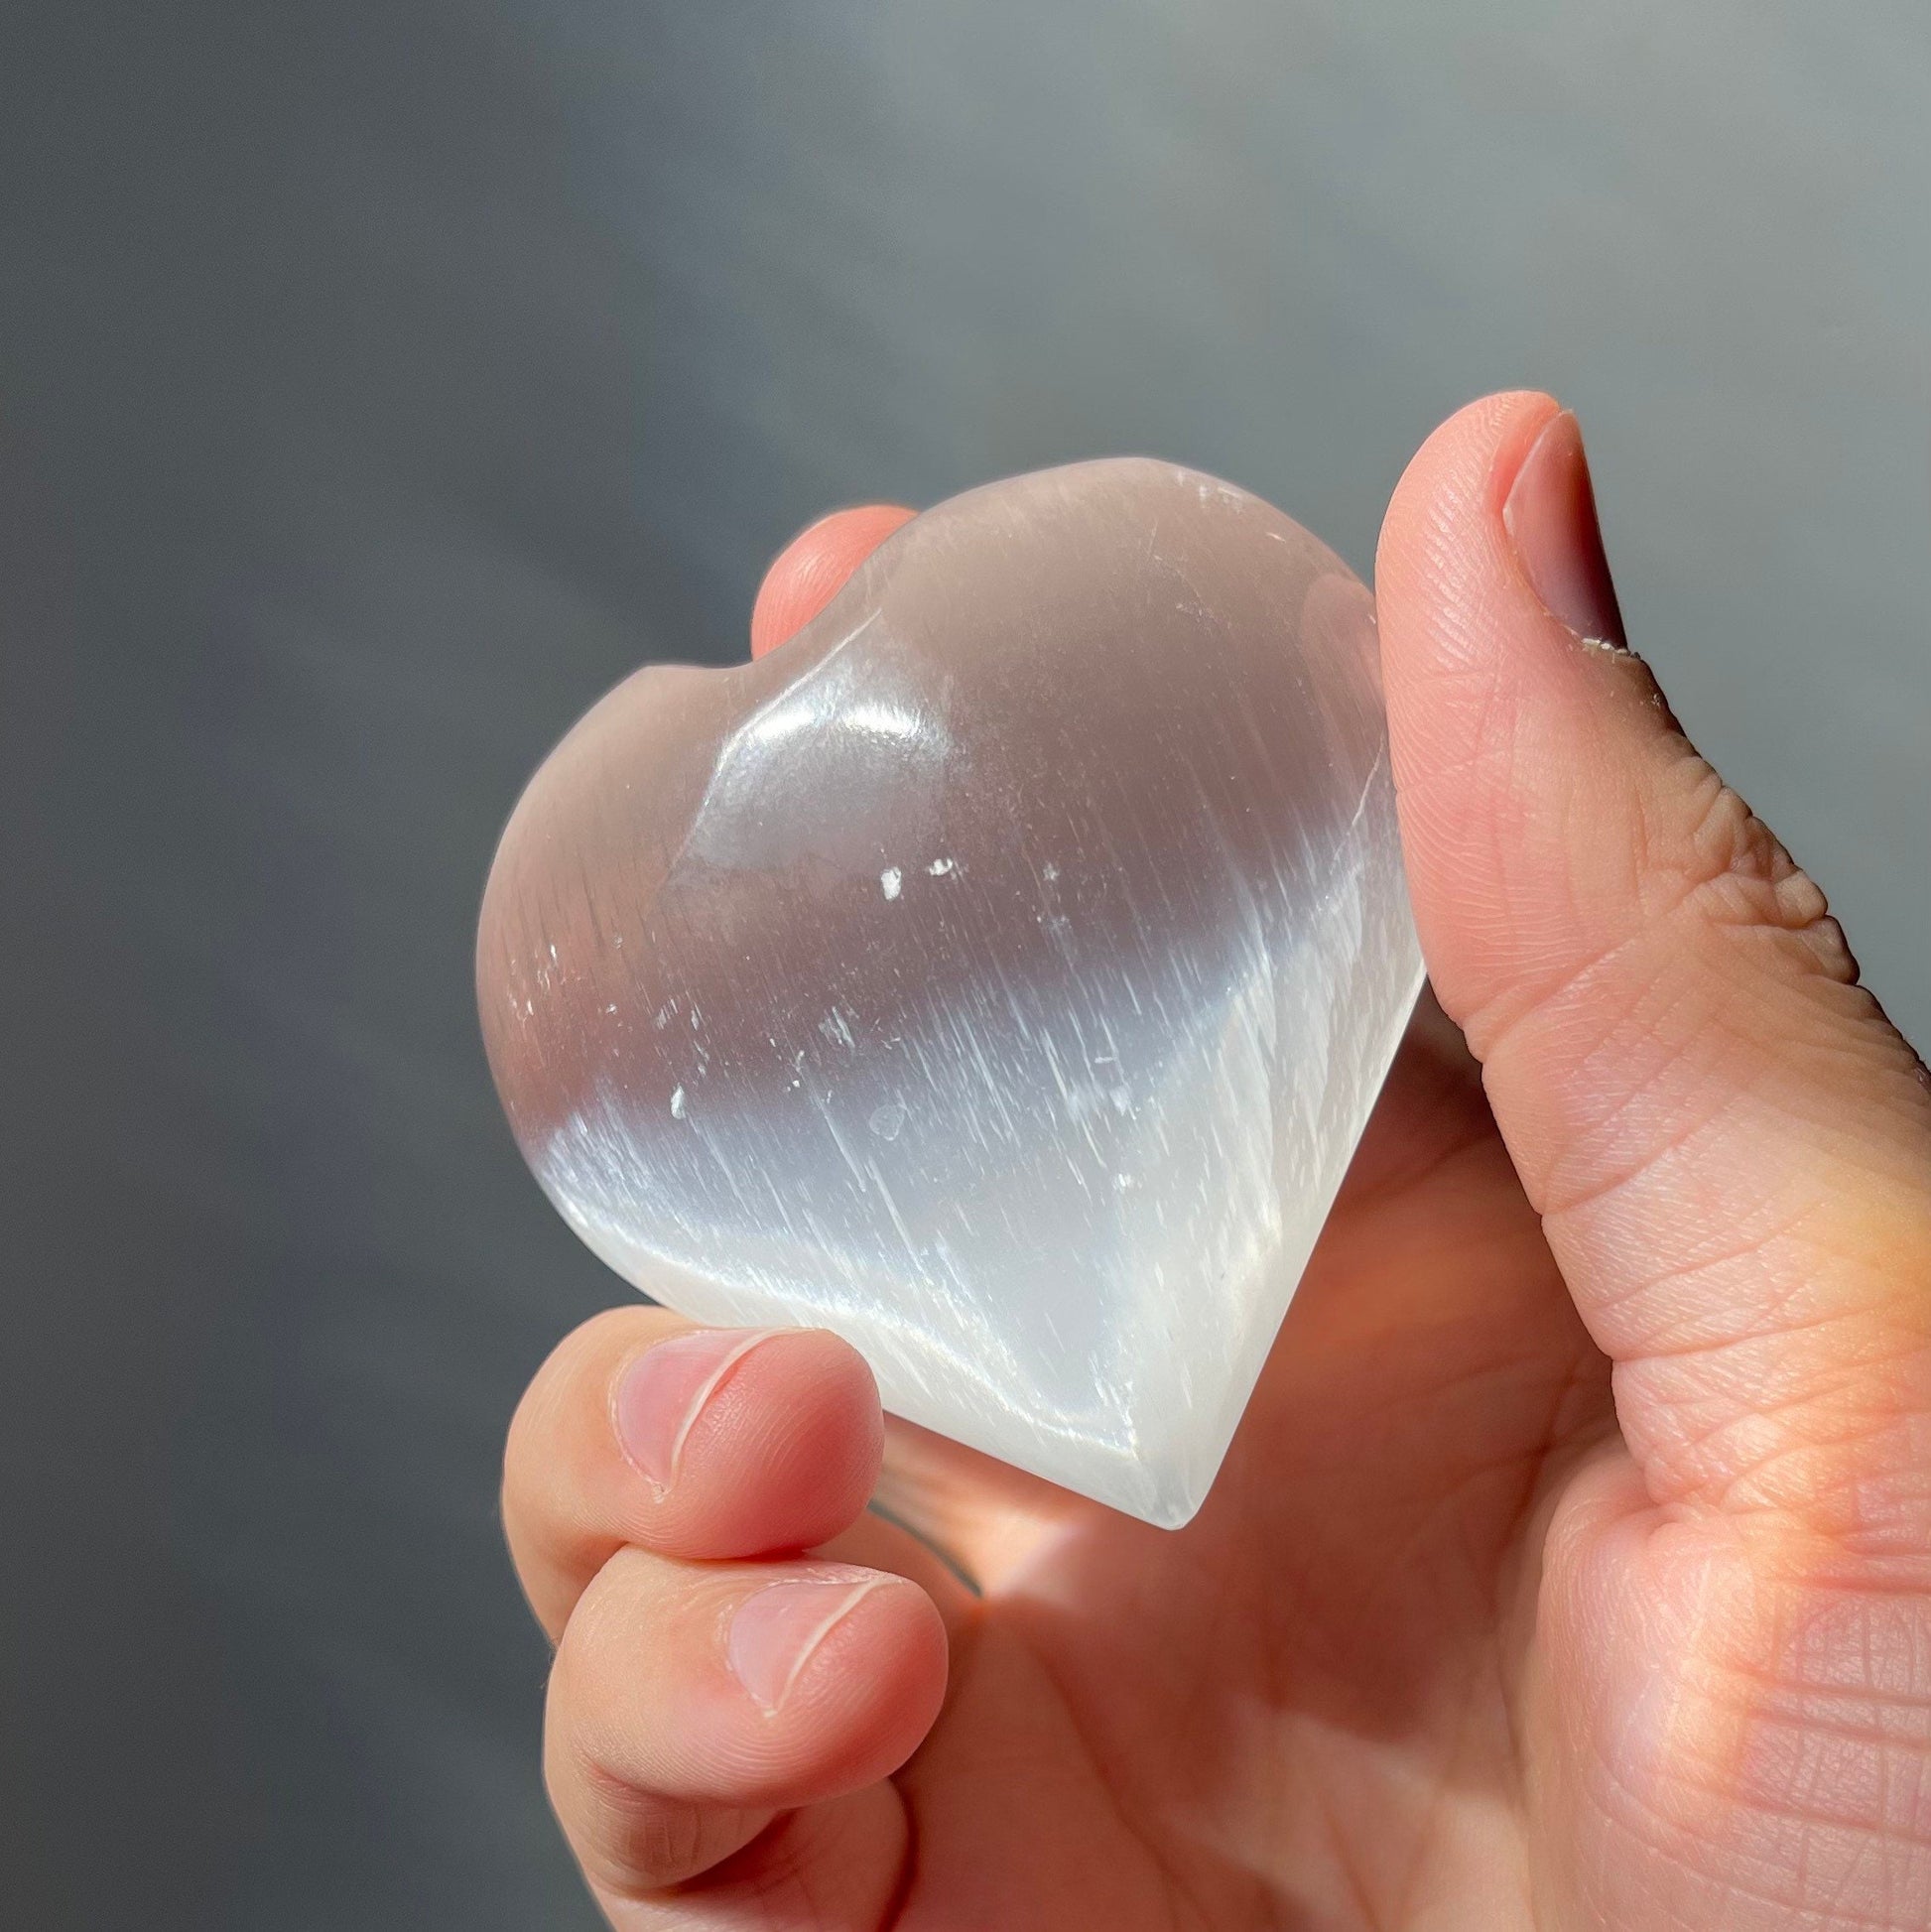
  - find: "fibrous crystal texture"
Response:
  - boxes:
[478,458,1423,1526]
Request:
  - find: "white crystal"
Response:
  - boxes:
[478,458,1423,1526]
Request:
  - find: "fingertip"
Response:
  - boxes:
[1400,387,1559,511]
[1373,390,1560,691]
[817,1573,951,1780]
[656,1327,885,1556]
[750,503,918,658]
[722,1571,949,1794]
[1371,389,1643,1033]
[545,1550,946,1899]
[555,1554,947,1816]
[504,1314,888,1640]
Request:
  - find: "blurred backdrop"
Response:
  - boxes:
[2,3,1928,1925]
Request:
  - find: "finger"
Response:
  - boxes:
[1375,392,1931,1549]
[546,1547,945,1905]
[749,503,917,658]
[504,1309,884,1640]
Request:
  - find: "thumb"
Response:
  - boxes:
[1374,392,1931,1552]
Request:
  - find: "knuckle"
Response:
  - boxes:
[1656,763,1854,983]
[567,1545,657,1664]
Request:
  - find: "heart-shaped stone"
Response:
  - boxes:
[478,458,1422,1526]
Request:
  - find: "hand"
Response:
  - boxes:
[501,394,1931,1927]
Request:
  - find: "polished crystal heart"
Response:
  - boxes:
[478,458,1423,1526]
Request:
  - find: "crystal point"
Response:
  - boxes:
[478,458,1423,1526]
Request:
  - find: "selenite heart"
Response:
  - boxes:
[477,458,1423,1526]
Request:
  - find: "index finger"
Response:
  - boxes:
[502,1308,885,1640]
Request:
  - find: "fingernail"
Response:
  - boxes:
[727,1577,883,1714]
[1500,409,1627,651]
[613,1329,775,1488]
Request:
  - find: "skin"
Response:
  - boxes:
[501,393,1931,1928]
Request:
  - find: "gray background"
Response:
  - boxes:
[2,3,1926,1925]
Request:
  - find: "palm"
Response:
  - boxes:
[856,1011,1611,1927]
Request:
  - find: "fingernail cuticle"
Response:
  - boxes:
[727,1578,882,1714]
[613,1328,776,1489]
